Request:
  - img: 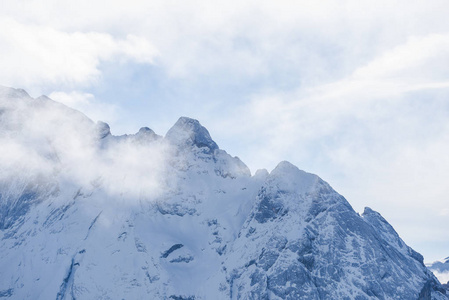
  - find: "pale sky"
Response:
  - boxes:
[1,0,449,262]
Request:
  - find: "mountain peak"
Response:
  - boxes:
[268,160,321,194]
[95,121,111,139]
[134,126,160,142]
[362,206,377,216]
[36,95,52,101]
[0,86,30,99]
[137,126,155,135]
[165,117,218,152]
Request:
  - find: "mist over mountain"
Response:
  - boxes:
[0,86,447,299]
[428,258,449,291]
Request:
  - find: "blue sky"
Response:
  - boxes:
[1,0,449,262]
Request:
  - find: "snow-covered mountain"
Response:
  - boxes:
[0,86,447,299]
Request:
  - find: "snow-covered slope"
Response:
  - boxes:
[0,86,447,299]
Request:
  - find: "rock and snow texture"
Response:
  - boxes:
[0,86,447,299]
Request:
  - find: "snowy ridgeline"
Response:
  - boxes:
[0,86,447,299]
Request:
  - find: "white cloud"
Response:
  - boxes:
[432,271,449,285]
[3,0,447,83]
[440,209,449,217]
[49,91,93,108]
[0,18,157,90]
[49,91,119,124]
[353,34,449,83]
[0,92,173,200]
[2,0,449,92]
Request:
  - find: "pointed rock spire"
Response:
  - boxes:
[165,117,218,152]
[95,121,111,139]
[134,127,161,142]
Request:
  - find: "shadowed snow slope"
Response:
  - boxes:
[0,86,447,299]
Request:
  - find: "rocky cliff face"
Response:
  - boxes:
[0,86,446,299]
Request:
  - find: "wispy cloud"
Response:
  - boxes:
[0,18,157,91]
[0,91,172,201]
[49,91,119,126]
